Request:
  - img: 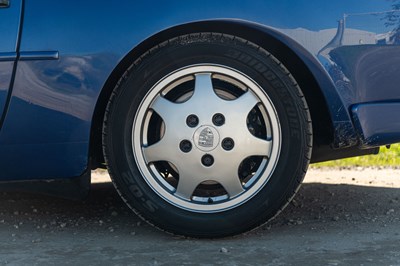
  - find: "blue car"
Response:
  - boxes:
[1,0,400,237]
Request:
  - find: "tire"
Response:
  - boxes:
[103,33,312,238]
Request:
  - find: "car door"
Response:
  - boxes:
[0,0,22,126]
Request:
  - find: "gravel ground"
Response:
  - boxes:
[0,168,399,265]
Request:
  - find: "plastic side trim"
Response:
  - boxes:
[0,52,17,61]
[351,102,400,148]
[19,51,59,61]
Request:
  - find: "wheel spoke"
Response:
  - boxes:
[143,140,172,163]
[232,90,260,117]
[244,135,272,157]
[175,170,201,200]
[218,168,245,197]
[150,96,177,124]
[191,73,216,102]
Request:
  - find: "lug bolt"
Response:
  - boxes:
[222,138,235,151]
[180,140,192,153]
[201,154,214,167]
[212,113,225,126]
[186,114,199,127]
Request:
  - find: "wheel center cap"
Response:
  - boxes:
[193,125,220,152]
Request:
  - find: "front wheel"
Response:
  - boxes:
[103,33,312,237]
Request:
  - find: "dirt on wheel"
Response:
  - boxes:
[0,168,399,265]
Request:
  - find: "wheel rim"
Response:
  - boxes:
[132,64,281,213]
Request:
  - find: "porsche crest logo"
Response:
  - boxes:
[198,127,214,147]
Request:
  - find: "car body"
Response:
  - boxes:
[1,0,399,237]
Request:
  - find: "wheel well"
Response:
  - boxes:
[89,20,334,168]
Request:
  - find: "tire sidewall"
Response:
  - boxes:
[104,34,310,237]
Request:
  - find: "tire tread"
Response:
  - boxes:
[102,32,313,237]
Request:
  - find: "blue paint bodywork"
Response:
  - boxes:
[1,0,400,181]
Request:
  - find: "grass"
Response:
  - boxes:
[311,144,400,168]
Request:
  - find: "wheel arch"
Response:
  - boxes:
[90,19,350,167]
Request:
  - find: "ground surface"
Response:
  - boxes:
[1,168,400,265]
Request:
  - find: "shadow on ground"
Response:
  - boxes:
[1,181,399,228]
[0,181,399,265]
